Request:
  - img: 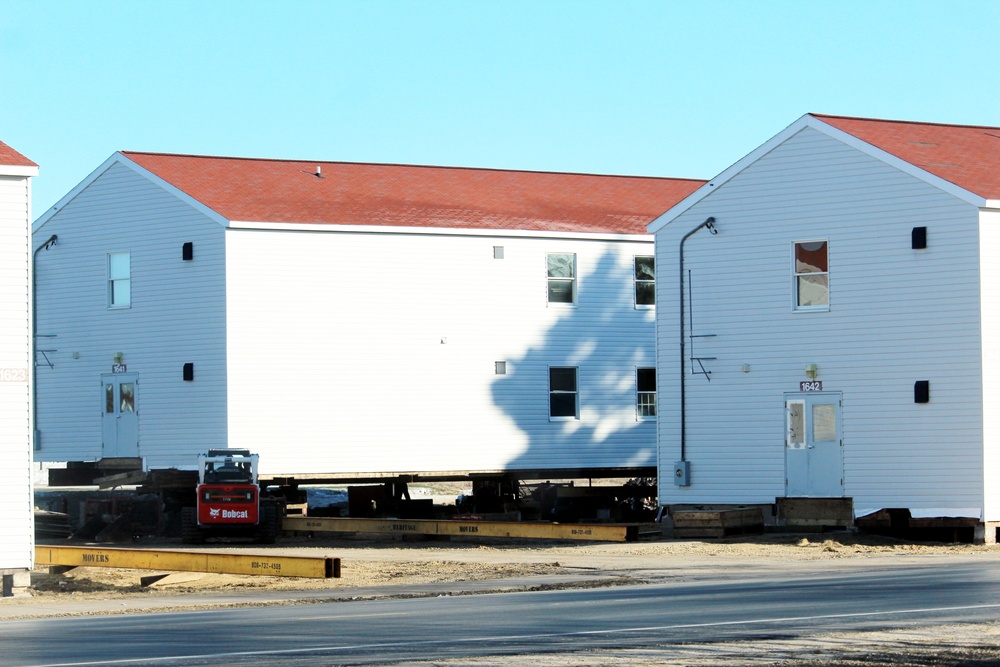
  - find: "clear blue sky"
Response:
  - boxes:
[2,0,998,217]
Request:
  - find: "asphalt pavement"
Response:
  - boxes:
[0,572,606,620]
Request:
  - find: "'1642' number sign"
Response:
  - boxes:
[800,381,823,392]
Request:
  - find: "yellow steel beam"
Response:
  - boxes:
[285,516,638,542]
[35,546,340,579]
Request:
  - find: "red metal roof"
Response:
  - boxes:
[814,114,1000,200]
[122,152,705,234]
[0,140,36,168]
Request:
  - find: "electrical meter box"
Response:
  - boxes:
[673,460,690,486]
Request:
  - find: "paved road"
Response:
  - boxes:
[5,561,1000,666]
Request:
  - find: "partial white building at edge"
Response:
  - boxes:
[31,152,704,482]
[0,139,38,594]
[649,113,1000,541]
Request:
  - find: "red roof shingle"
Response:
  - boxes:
[0,140,36,168]
[814,114,1000,200]
[122,152,705,234]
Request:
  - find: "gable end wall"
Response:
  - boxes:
[33,162,228,468]
[655,127,985,514]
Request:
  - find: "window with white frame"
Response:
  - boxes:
[549,367,578,419]
[108,252,131,308]
[634,256,655,307]
[547,253,576,304]
[636,367,656,419]
[793,241,828,309]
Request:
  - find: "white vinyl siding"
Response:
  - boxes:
[227,231,656,476]
[979,208,1000,522]
[0,173,34,570]
[655,126,985,514]
[32,161,228,470]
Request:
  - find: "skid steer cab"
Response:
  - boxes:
[181,449,280,544]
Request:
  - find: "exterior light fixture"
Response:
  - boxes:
[805,363,818,379]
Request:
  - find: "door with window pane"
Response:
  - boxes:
[785,393,842,497]
[102,374,138,457]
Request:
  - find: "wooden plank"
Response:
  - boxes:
[95,470,149,489]
[285,516,637,542]
[35,546,339,579]
[672,508,764,538]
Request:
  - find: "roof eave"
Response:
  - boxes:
[228,220,653,241]
[808,116,987,208]
[647,114,817,234]
[647,113,989,235]
[34,153,232,231]
[0,164,38,178]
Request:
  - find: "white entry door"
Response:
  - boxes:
[102,373,138,457]
[785,393,843,497]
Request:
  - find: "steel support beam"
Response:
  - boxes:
[35,546,340,578]
[285,516,638,542]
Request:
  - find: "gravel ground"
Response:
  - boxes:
[10,531,1000,665]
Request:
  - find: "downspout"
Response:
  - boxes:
[678,217,716,464]
[32,234,58,450]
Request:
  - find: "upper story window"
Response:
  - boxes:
[108,252,131,308]
[793,241,828,310]
[549,366,578,419]
[636,367,656,419]
[634,256,655,307]
[547,253,576,304]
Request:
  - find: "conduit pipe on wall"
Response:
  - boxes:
[678,218,716,465]
[32,234,58,450]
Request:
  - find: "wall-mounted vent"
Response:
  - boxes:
[182,242,194,261]
[183,363,194,382]
[495,361,507,375]
[494,246,504,260]
[911,227,927,250]
[914,380,929,403]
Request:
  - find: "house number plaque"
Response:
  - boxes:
[800,381,823,391]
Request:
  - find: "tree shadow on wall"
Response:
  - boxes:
[490,250,658,479]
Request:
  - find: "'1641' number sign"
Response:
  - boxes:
[800,380,823,391]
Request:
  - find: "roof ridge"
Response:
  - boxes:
[811,113,1000,133]
[119,151,705,183]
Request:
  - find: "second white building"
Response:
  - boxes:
[33,153,703,481]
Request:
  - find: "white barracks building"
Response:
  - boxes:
[32,152,703,483]
[0,140,38,596]
[650,114,1000,541]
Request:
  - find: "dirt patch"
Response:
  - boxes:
[13,532,1000,664]
[21,531,1000,599]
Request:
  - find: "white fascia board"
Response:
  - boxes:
[647,114,816,234]
[647,113,987,234]
[228,220,653,243]
[33,153,231,231]
[0,165,38,177]
[984,201,1000,211]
